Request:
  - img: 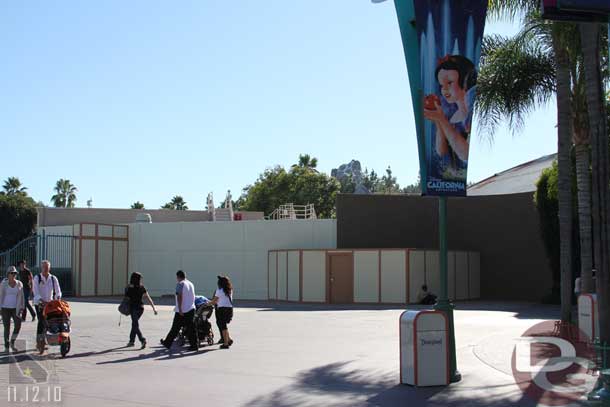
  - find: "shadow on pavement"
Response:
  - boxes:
[96,345,217,364]
[243,361,539,407]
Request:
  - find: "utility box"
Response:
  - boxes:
[400,310,449,387]
[578,294,599,342]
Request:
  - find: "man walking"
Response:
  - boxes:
[160,270,198,351]
[17,260,36,321]
[32,260,62,352]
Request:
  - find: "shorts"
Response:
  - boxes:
[216,307,233,331]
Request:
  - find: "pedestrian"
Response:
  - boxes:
[209,275,234,349]
[0,266,24,351]
[17,260,36,321]
[160,270,198,351]
[125,272,157,349]
[32,260,62,353]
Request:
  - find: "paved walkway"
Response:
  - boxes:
[0,300,585,406]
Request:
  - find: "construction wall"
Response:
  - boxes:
[129,220,337,299]
[336,193,550,301]
[72,224,129,296]
[268,249,480,304]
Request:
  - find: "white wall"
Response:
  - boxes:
[129,220,337,299]
[380,250,406,303]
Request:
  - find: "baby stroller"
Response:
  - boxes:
[40,299,72,357]
[179,296,215,347]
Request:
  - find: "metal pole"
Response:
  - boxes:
[434,196,461,382]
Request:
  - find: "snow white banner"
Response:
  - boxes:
[393,0,487,196]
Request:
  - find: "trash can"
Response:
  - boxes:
[400,310,449,386]
[578,294,599,342]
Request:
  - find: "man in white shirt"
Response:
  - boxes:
[160,270,198,351]
[32,260,62,346]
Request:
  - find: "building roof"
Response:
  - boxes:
[467,153,557,196]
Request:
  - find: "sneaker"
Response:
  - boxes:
[220,344,230,349]
[140,339,147,349]
[126,342,135,347]
[229,339,234,346]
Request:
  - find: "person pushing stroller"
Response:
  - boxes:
[160,270,198,351]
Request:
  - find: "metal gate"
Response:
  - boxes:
[0,232,74,296]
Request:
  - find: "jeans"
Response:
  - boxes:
[129,306,144,343]
[35,304,47,342]
[1,308,22,346]
[162,309,197,348]
[21,288,36,320]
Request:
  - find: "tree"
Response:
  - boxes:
[378,166,401,194]
[338,174,356,194]
[403,174,422,195]
[362,169,379,193]
[0,194,37,252]
[293,154,318,170]
[240,156,340,218]
[162,196,188,210]
[131,201,145,209]
[2,177,27,196]
[480,2,577,321]
[580,21,610,359]
[51,179,77,208]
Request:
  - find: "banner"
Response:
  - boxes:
[411,0,487,196]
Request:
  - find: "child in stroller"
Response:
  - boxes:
[41,299,71,357]
[178,296,214,347]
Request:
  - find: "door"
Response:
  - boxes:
[328,252,354,304]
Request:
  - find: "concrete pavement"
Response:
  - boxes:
[0,300,585,406]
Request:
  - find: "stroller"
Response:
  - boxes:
[40,299,72,357]
[178,296,215,347]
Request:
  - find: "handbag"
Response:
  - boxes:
[118,288,131,316]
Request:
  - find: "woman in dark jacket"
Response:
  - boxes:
[125,272,157,348]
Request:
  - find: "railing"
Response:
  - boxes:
[0,233,74,296]
[267,203,317,220]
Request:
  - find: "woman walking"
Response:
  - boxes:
[0,267,24,351]
[210,275,234,349]
[125,272,157,349]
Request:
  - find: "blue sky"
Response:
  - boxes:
[0,1,556,209]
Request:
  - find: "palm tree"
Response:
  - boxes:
[131,201,145,209]
[51,179,77,208]
[580,21,610,359]
[293,154,318,170]
[481,2,576,321]
[162,196,188,210]
[2,177,27,196]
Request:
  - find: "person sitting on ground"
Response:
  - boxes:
[160,270,198,351]
[416,284,437,305]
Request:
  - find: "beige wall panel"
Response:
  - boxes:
[409,250,426,303]
[287,251,300,301]
[97,240,113,295]
[469,252,481,299]
[98,225,113,238]
[114,225,128,239]
[425,251,440,296]
[82,224,96,237]
[113,241,128,295]
[302,251,325,302]
[381,250,406,303]
[268,252,277,300]
[277,251,288,300]
[455,252,469,300]
[353,251,379,303]
[80,240,96,296]
[242,251,267,300]
[73,240,80,295]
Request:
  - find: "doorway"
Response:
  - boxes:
[327,252,354,303]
